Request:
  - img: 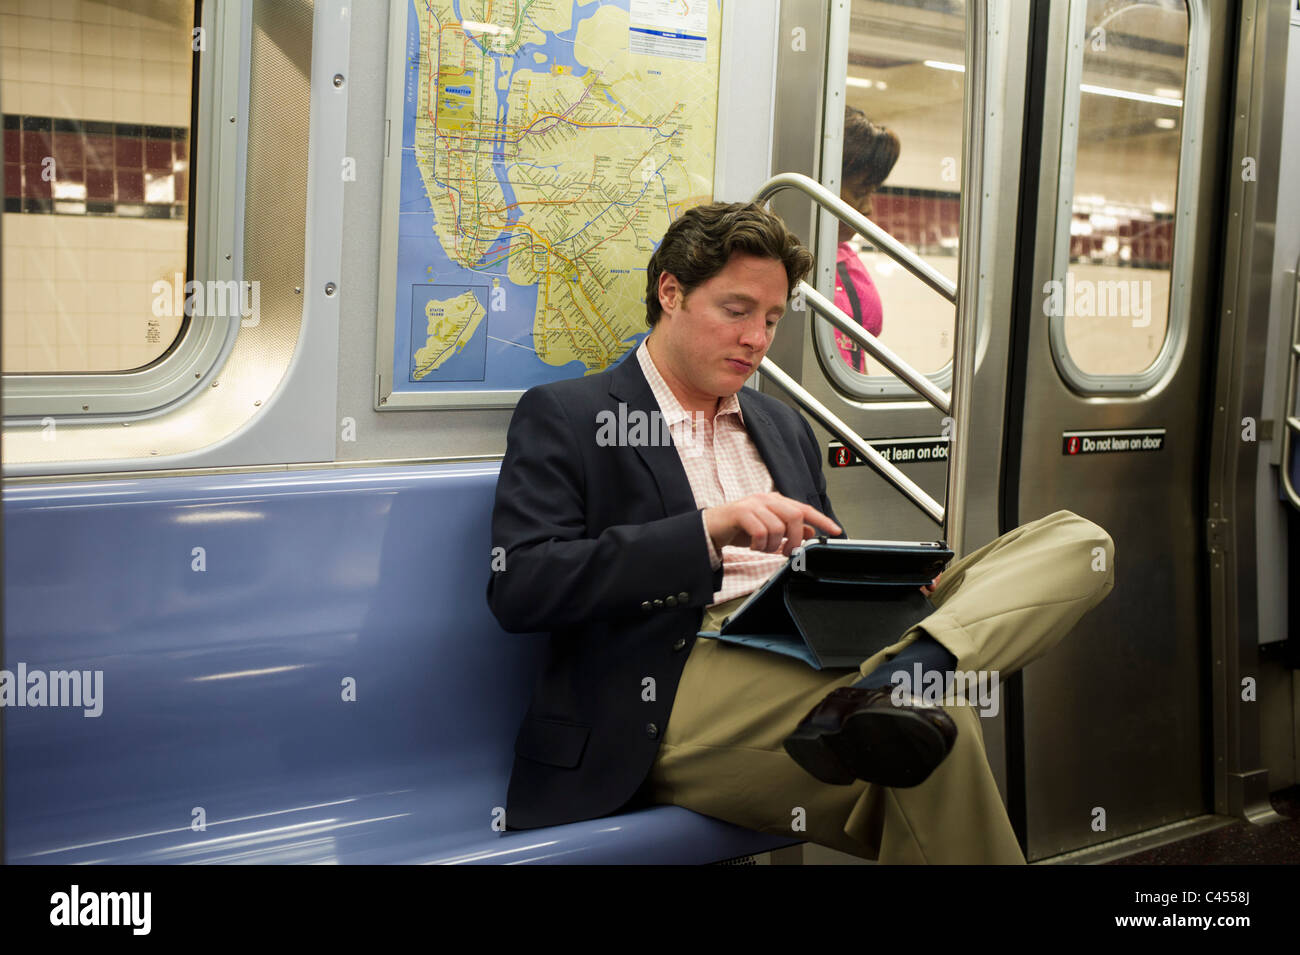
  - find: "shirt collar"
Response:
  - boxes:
[636,338,744,426]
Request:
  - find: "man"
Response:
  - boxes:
[487,202,1114,863]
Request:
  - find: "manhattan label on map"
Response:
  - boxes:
[385,0,721,403]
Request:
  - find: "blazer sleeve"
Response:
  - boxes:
[487,385,719,634]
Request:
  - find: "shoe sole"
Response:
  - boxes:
[783,726,858,785]
[783,706,951,788]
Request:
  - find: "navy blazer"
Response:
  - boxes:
[487,348,843,830]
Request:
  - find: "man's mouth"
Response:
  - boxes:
[726,358,753,372]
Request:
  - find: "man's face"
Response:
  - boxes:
[650,251,791,410]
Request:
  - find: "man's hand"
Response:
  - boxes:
[921,572,942,597]
[704,492,841,557]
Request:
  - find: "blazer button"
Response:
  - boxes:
[646,722,659,739]
[665,595,678,608]
[653,598,664,610]
[641,601,652,613]
[673,637,687,651]
[677,591,690,602]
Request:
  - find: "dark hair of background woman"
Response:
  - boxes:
[842,106,901,191]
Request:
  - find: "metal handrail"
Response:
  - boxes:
[749,174,960,525]
[759,359,945,524]
[798,281,951,415]
[755,172,957,303]
[944,0,987,555]
[747,3,985,545]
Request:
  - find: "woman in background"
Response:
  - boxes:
[835,108,901,373]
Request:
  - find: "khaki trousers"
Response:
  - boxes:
[646,510,1115,864]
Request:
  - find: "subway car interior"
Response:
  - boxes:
[1,0,1299,869]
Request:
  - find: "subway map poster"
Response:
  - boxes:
[378,0,722,408]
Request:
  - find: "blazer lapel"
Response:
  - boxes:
[608,351,699,518]
[737,388,808,501]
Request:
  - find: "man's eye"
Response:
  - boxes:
[726,308,745,317]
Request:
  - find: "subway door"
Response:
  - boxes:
[766,0,1032,801]
[1007,0,1234,859]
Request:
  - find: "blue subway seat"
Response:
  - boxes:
[2,463,797,864]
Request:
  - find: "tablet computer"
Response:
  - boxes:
[702,538,954,670]
[725,538,952,620]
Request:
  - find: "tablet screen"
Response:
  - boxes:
[798,539,951,582]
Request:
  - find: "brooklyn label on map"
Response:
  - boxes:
[387,0,721,400]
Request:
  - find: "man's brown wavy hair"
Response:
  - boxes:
[644,202,814,328]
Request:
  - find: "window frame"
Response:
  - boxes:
[810,0,980,403]
[1047,0,1208,394]
[2,0,247,421]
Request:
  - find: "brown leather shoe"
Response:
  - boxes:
[782,685,957,787]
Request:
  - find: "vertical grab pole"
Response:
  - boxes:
[944,0,988,558]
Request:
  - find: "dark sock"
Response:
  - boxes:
[855,633,956,691]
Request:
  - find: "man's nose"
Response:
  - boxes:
[738,316,769,350]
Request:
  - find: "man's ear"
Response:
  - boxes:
[658,271,681,315]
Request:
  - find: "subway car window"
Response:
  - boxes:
[1052,0,1189,381]
[1,0,195,375]
[819,0,963,396]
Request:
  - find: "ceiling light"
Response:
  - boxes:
[1081,83,1182,107]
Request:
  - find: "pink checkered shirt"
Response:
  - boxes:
[636,339,787,606]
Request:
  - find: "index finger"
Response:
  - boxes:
[799,502,841,537]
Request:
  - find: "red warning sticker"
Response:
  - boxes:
[1062,428,1165,455]
[828,437,949,468]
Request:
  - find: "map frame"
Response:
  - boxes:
[374,0,727,411]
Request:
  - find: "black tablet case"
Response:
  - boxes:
[700,540,952,670]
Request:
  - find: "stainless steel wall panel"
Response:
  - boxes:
[1203,0,1290,823]
[1015,0,1232,859]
